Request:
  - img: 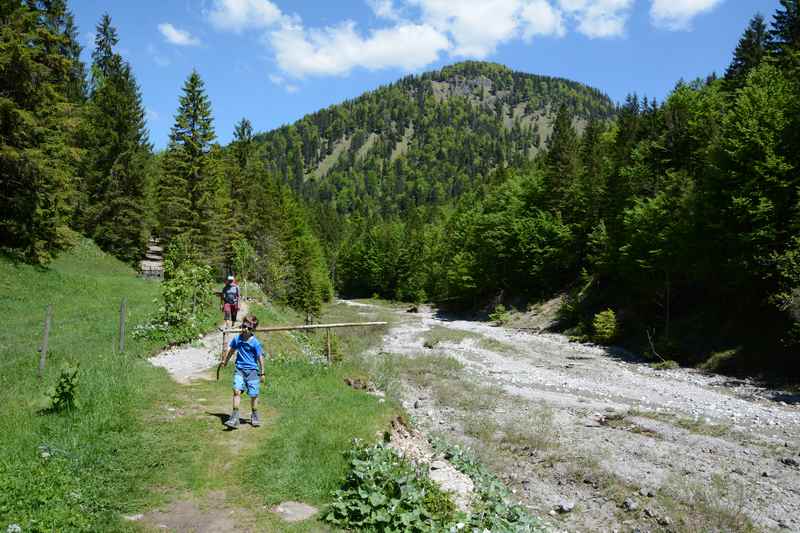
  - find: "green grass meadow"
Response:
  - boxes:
[0,240,400,532]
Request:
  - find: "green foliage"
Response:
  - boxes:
[135,235,215,343]
[158,70,227,264]
[0,1,80,263]
[81,14,152,265]
[489,304,510,325]
[433,440,545,532]
[46,365,80,413]
[324,440,457,532]
[591,309,618,344]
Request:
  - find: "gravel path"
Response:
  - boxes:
[344,300,800,532]
[148,301,249,384]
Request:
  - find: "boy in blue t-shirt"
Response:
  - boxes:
[219,314,265,429]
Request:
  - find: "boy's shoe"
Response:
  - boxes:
[224,410,240,429]
[251,411,261,427]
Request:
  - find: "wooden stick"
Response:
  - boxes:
[326,328,331,363]
[221,321,387,334]
[118,297,127,353]
[38,304,52,378]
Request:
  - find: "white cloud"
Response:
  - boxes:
[158,23,201,46]
[206,0,646,79]
[368,0,402,21]
[410,0,521,58]
[270,20,451,77]
[207,0,282,32]
[558,0,633,38]
[520,0,566,39]
[650,0,723,30]
[146,108,160,121]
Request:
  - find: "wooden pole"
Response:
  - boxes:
[326,328,331,363]
[222,321,388,334]
[118,298,127,353]
[38,305,52,378]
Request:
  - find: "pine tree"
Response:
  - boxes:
[725,14,769,91]
[82,14,151,264]
[160,70,226,263]
[39,0,86,102]
[0,1,80,263]
[230,117,253,209]
[543,104,580,214]
[769,0,800,62]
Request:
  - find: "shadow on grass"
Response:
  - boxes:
[206,411,245,431]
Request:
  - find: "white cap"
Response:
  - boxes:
[227,275,234,281]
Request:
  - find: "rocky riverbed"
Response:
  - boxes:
[343,300,800,532]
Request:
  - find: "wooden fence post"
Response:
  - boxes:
[326,328,332,363]
[118,298,127,353]
[38,304,52,378]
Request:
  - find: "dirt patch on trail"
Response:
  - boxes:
[135,492,247,532]
[344,299,800,532]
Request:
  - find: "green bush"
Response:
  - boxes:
[324,440,456,531]
[592,309,617,344]
[46,365,79,412]
[433,440,545,532]
[489,304,510,325]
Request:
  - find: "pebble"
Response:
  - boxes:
[556,501,575,513]
[622,498,638,511]
[780,457,799,467]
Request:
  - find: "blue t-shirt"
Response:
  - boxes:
[229,334,263,370]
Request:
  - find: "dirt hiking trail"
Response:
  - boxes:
[344,300,800,532]
[139,300,325,532]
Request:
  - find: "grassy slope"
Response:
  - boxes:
[0,240,401,532]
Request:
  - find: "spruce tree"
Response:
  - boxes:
[725,14,769,91]
[0,1,79,263]
[230,117,253,209]
[83,14,152,264]
[769,0,800,62]
[543,104,580,214]
[160,70,226,263]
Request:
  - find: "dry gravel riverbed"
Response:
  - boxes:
[342,300,800,532]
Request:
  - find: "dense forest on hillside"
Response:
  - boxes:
[2,0,800,374]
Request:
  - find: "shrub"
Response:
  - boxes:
[592,309,617,344]
[324,440,456,531]
[46,365,79,412]
[489,304,510,325]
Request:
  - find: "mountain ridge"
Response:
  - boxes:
[252,61,615,215]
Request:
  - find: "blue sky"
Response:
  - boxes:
[70,0,782,149]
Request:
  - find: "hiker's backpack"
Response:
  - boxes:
[223,284,239,304]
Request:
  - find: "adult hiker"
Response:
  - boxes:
[221,274,240,328]
[219,314,265,429]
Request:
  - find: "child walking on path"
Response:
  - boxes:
[219,314,265,429]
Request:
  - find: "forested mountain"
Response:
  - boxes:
[255,61,615,216]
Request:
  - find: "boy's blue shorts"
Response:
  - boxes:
[233,368,260,397]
